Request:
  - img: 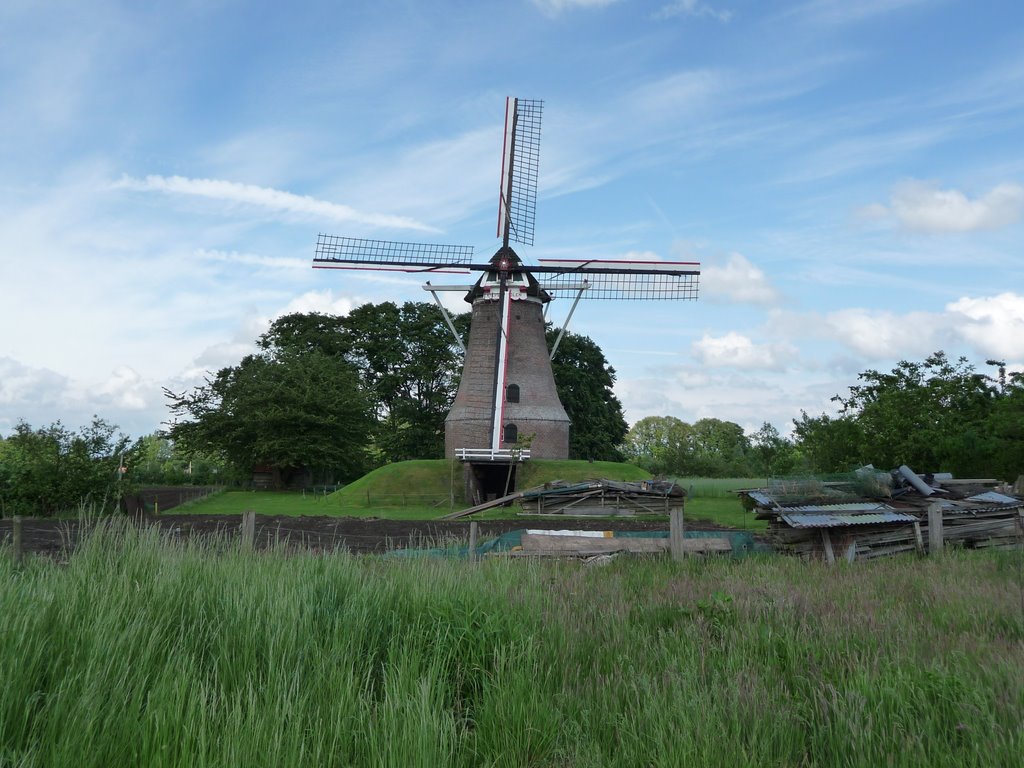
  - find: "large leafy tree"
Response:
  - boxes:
[548,329,629,461]
[621,416,692,475]
[794,352,1015,477]
[791,411,864,474]
[341,302,467,463]
[254,304,467,464]
[165,348,372,486]
[832,352,996,474]
[621,415,753,477]
[0,417,134,516]
[749,421,797,481]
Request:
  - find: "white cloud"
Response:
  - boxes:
[948,293,1024,359]
[691,332,796,369]
[531,0,621,15]
[654,1,733,22]
[92,367,150,410]
[195,249,308,271]
[281,290,360,317]
[815,293,1024,362]
[824,307,949,358]
[0,357,163,437]
[114,175,438,232]
[791,0,928,26]
[700,252,778,304]
[866,180,1024,233]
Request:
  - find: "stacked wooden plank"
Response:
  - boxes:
[743,469,1024,562]
[517,479,685,517]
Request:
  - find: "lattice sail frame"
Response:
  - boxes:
[313,234,473,273]
[497,98,543,247]
[534,259,700,300]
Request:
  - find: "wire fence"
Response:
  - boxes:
[341,492,459,509]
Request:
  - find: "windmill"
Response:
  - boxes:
[313,98,700,496]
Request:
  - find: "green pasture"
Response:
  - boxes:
[2,523,1020,767]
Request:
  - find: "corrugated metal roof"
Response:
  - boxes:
[783,502,895,513]
[780,511,919,529]
[966,491,1021,505]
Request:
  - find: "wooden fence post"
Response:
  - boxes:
[241,511,256,551]
[820,529,835,565]
[669,509,685,561]
[468,521,479,563]
[913,521,925,556]
[12,515,23,567]
[927,501,944,555]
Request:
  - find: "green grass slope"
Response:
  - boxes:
[516,459,650,488]
[330,458,651,508]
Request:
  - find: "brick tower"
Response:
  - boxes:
[444,247,569,460]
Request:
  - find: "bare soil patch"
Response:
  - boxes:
[1,514,738,558]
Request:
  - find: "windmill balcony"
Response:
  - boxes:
[455,448,532,463]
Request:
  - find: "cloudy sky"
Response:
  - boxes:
[2,0,1023,440]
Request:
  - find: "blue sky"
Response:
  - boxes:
[2,0,1023,440]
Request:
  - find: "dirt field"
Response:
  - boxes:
[0,514,736,559]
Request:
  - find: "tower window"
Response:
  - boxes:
[503,423,518,444]
[505,383,520,403]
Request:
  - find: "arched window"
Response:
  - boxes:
[503,423,518,444]
[505,383,520,403]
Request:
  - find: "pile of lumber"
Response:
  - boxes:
[518,479,685,517]
[742,467,1024,563]
[505,529,731,558]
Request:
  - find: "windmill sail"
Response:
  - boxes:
[497,98,543,247]
[535,258,700,300]
[312,234,473,273]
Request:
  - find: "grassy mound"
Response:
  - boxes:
[330,458,651,508]
[516,459,650,488]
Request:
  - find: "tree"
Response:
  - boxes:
[986,371,1024,480]
[688,418,752,476]
[621,416,691,475]
[793,352,1017,477]
[264,305,469,464]
[749,422,796,480]
[548,329,629,461]
[0,417,134,516]
[129,433,232,485]
[336,302,468,463]
[832,352,997,474]
[165,348,372,486]
[791,411,865,474]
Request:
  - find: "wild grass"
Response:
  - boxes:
[674,476,765,497]
[2,522,1021,767]
[685,497,767,530]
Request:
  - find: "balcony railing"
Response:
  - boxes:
[455,448,531,462]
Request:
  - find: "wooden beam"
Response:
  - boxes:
[927,502,944,555]
[821,529,835,565]
[670,509,685,561]
[441,489,525,520]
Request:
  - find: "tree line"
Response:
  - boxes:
[3,332,1020,515]
[793,353,1023,479]
[623,352,1023,481]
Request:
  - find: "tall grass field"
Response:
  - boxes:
[2,523,1021,766]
